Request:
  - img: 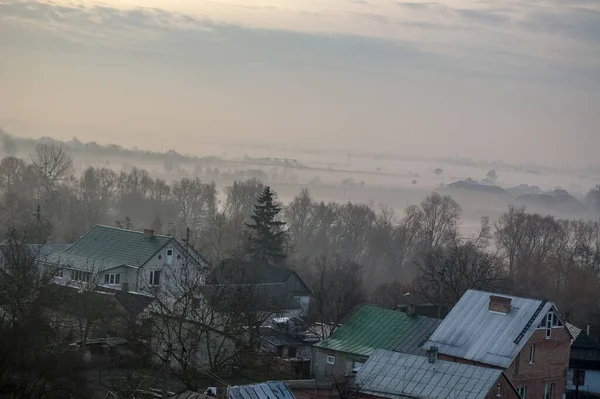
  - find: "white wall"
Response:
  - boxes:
[568,368,600,394]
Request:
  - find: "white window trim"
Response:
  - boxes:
[326,356,335,365]
[150,270,161,286]
[517,386,526,399]
[529,344,535,364]
[104,273,121,285]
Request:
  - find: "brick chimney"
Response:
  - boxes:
[143,229,155,238]
[489,295,512,313]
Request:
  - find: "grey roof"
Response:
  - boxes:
[424,289,554,368]
[394,316,442,355]
[211,259,310,295]
[354,349,503,399]
[260,326,307,347]
[45,225,172,272]
[228,381,295,399]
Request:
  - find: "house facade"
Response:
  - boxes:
[566,325,600,397]
[43,225,210,295]
[425,290,572,399]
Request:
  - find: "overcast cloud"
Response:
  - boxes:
[0,0,598,165]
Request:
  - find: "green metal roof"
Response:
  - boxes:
[314,305,441,357]
[46,225,172,272]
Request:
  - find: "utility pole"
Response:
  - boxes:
[162,343,172,399]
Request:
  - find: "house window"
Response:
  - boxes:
[327,356,335,365]
[71,270,91,283]
[166,249,174,265]
[150,270,161,286]
[57,269,64,278]
[546,312,553,339]
[288,347,297,358]
[543,383,554,399]
[516,386,526,399]
[529,344,535,364]
[104,273,121,285]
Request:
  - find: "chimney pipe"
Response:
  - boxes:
[406,303,416,317]
[587,324,591,336]
[428,346,438,363]
[489,295,512,314]
[143,229,155,238]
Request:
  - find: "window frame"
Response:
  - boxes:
[326,355,335,365]
[516,386,526,399]
[543,383,554,399]
[529,344,535,364]
[104,273,121,285]
[150,270,161,286]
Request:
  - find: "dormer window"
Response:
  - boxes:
[537,310,563,339]
[166,249,174,265]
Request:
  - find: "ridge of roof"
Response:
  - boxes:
[93,224,174,239]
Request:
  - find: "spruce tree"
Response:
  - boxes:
[245,186,287,263]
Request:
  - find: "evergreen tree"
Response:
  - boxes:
[245,186,287,263]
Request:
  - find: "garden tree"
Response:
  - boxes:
[304,256,365,339]
[245,186,287,263]
[417,192,461,253]
[284,188,315,256]
[172,178,217,233]
[332,202,376,262]
[0,229,90,398]
[494,205,526,282]
[415,218,505,308]
[224,178,264,220]
[486,169,498,182]
[78,166,119,229]
[31,143,74,190]
[150,257,286,389]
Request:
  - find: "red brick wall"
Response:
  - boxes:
[505,328,571,399]
[440,326,571,399]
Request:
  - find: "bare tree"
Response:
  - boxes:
[0,229,91,397]
[31,143,74,188]
[415,218,505,308]
[306,256,365,339]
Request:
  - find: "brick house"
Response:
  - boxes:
[424,290,572,399]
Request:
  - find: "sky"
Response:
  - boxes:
[0,0,599,165]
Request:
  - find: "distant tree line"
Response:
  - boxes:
[1,145,600,338]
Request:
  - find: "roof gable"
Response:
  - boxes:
[314,305,441,357]
[355,349,504,399]
[424,290,554,368]
[46,225,172,271]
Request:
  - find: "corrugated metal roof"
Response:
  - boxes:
[355,349,502,399]
[424,290,554,368]
[45,225,172,271]
[314,305,441,357]
[228,381,295,399]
